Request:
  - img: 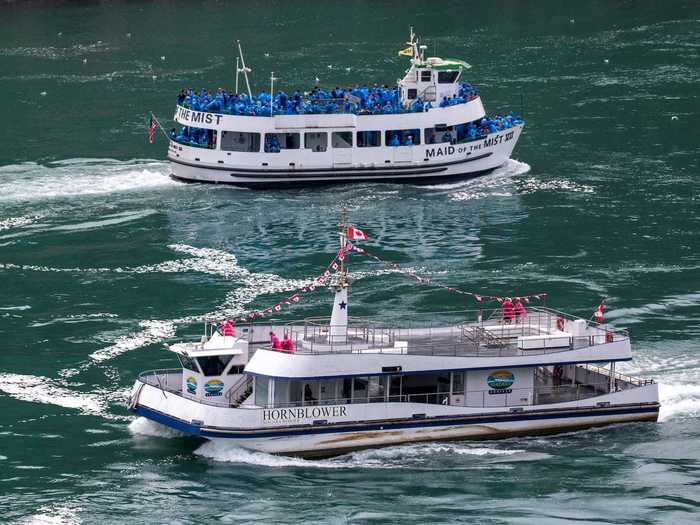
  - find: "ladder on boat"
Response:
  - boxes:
[225,375,254,408]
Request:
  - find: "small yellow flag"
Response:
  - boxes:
[398,46,413,57]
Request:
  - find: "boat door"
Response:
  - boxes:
[331,131,353,167]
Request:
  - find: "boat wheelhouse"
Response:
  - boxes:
[128,230,659,457]
[163,30,524,187]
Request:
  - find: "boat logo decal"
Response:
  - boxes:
[487,370,515,393]
[186,376,197,394]
[204,378,224,397]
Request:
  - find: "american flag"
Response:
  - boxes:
[148,116,156,144]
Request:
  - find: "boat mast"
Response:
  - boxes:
[235,56,240,94]
[236,40,253,100]
[329,212,349,345]
[270,71,276,117]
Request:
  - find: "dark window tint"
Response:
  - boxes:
[420,70,432,82]
[178,354,199,373]
[196,355,233,376]
[407,88,417,100]
[357,130,381,147]
[221,131,260,152]
[438,71,460,84]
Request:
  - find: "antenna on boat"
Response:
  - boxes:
[236,40,253,100]
[270,71,277,117]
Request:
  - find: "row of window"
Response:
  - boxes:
[255,372,467,408]
[412,69,460,84]
[218,124,477,153]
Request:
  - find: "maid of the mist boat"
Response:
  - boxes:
[163,29,524,187]
[128,224,659,457]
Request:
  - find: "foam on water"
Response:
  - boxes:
[16,503,82,525]
[194,439,528,469]
[658,382,700,421]
[0,216,41,231]
[0,159,176,203]
[606,291,700,321]
[421,158,530,194]
[0,373,107,416]
[127,417,186,438]
[88,320,176,363]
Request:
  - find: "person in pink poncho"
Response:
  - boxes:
[514,297,527,323]
[501,297,515,324]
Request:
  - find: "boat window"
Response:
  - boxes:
[227,364,245,375]
[424,125,455,145]
[264,132,300,153]
[221,131,261,152]
[255,376,269,407]
[452,372,465,394]
[331,131,353,149]
[274,379,290,406]
[420,70,432,82]
[385,129,421,146]
[357,130,381,148]
[352,376,368,403]
[438,71,460,84]
[304,132,327,152]
[178,354,199,373]
[368,376,386,403]
[402,372,451,404]
[388,375,402,402]
[303,381,319,405]
[342,378,353,403]
[407,88,417,100]
[196,355,233,376]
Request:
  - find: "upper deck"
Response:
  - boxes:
[251,306,628,357]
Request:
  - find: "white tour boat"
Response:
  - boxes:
[163,30,524,187]
[128,228,659,457]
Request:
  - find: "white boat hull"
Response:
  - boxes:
[168,126,523,187]
[129,380,658,457]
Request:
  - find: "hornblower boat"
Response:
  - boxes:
[128,232,658,457]
[164,29,524,187]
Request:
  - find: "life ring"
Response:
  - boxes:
[556,317,565,331]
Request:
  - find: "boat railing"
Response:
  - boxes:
[273,307,629,355]
[137,369,183,394]
[579,363,655,387]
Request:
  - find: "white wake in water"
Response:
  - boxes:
[128,417,186,438]
[194,440,530,469]
[0,373,108,416]
[0,158,175,203]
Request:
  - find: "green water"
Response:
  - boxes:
[1,1,699,523]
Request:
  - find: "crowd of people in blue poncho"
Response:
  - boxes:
[169,82,521,149]
[175,82,479,117]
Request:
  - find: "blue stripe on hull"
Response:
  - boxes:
[131,404,659,440]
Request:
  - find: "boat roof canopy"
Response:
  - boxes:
[423,57,471,71]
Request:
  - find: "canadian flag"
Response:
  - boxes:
[347,226,368,241]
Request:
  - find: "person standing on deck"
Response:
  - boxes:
[270,331,282,350]
[281,333,295,353]
[514,298,527,323]
[501,297,515,324]
[220,319,235,337]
